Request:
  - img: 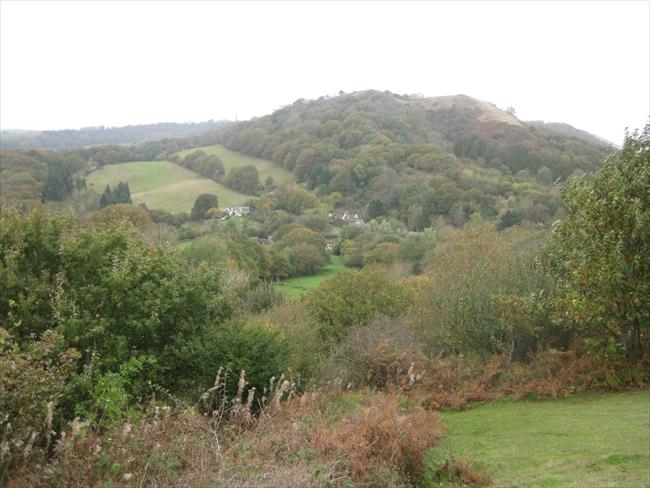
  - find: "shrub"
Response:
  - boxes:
[198,321,291,400]
[312,393,443,484]
[305,266,412,344]
[0,329,79,480]
[405,226,550,359]
[238,282,286,315]
[0,207,232,413]
[324,317,426,389]
[87,203,152,231]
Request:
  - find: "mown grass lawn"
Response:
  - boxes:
[435,390,650,487]
[176,144,294,185]
[86,161,251,212]
[276,255,351,298]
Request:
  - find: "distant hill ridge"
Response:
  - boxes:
[0,120,231,149]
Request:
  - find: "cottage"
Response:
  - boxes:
[220,206,251,220]
[328,209,368,227]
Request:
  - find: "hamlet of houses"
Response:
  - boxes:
[220,206,250,220]
[328,209,368,227]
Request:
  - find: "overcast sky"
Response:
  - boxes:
[1,1,648,144]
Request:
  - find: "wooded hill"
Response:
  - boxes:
[217,90,610,229]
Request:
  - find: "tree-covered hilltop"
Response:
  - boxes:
[217,90,609,228]
[0,120,230,149]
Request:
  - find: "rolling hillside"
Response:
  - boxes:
[86,161,250,213]
[86,146,293,213]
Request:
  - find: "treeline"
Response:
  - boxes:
[171,150,262,196]
[216,90,609,229]
[0,149,87,203]
[0,120,230,149]
[99,182,132,208]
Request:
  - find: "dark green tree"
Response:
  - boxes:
[190,193,219,220]
[42,161,73,201]
[99,185,113,208]
[496,209,522,231]
[367,199,386,219]
[99,182,132,208]
[115,181,132,204]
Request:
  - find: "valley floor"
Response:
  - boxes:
[437,390,650,487]
[276,255,351,298]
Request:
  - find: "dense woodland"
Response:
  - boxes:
[0,91,647,486]
[217,91,609,229]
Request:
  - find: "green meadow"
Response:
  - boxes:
[277,255,351,298]
[86,161,250,213]
[176,144,294,185]
[435,390,650,487]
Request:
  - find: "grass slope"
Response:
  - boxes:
[277,255,351,298]
[86,161,250,212]
[438,390,650,487]
[176,144,294,185]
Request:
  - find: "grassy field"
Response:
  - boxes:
[86,161,251,212]
[436,390,650,487]
[277,255,351,298]
[176,144,294,185]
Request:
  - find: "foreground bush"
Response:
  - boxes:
[0,329,78,479]
[420,348,649,412]
[1,207,232,398]
[7,387,460,488]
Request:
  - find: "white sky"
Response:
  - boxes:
[1,1,648,144]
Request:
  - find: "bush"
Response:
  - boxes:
[0,207,232,413]
[312,393,443,484]
[305,266,412,344]
[198,320,291,400]
[406,226,550,359]
[238,282,286,315]
[87,203,152,231]
[324,317,426,389]
[0,329,79,479]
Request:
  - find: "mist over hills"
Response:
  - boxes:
[525,120,613,147]
[0,120,230,149]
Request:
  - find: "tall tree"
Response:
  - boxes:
[190,193,219,220]
[545,125,650,353]
[42,162,73,201]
